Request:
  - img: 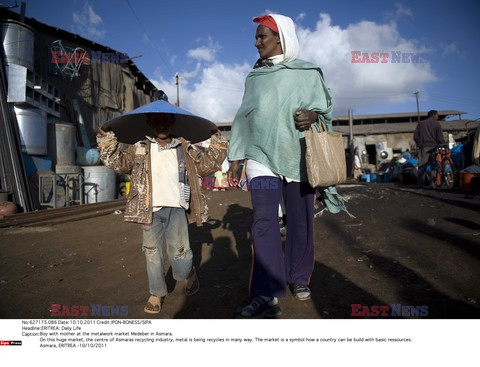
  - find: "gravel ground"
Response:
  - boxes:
[0,182,479,319]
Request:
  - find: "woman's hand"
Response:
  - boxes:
[294,109,318,131]
[227,160,241,187]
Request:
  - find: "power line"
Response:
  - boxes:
[124,0,173,77]
[414,91,420,122]
[425,96,480,108]
[333,91,480,110]
[417,90,480,107]
[194,84,244,92]
[334,92,410,100]
[174,78,245,93]
[426,92,480,104]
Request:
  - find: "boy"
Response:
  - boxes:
[97,113,227,314]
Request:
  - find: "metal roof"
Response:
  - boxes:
[215,110,469,127]
[0,8,157,93]
[333,110,466,121]
[332,119,478,135]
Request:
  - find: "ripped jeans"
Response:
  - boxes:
[142,207,193,297]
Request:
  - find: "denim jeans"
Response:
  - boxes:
[418,147,432,186]
[142,207,193,297]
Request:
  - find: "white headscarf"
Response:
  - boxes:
[268,14,299,62]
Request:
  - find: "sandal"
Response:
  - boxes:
[144,295,163,314]
[185,267,200,296]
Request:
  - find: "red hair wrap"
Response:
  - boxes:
[253,15,279,33]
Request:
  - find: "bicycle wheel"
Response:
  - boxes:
[428,170,438,189]
[443,165,455,190]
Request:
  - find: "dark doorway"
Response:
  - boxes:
[365,144,377,164]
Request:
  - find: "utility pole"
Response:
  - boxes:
[175,73,180,107]
[20,2,26,23]
[348,108,354,178]
[414,91,420,122]
[348,108,354,144]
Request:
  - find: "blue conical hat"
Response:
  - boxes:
[102,99,218,144]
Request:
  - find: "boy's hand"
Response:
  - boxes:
[211,130,227,143]
[97,126,112,136]
[227,160,241,187]
[294,109,318,131]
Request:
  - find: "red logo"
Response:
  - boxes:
[51,304,89,317]
[0,341,21,346]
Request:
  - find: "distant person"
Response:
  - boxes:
[473,124,480,166]
[227,14,334,318]
[97,113,227,314]
[353,147,363,179]
[414,110,445,187]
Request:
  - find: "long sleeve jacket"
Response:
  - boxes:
[96,132,228,225]
[414,118,445,149]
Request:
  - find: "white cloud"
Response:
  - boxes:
[187,38,221,62]
[440,42,459,55]
[296,12,307,22]
[151,63,250,122]
[180,62,203,80]
[385,2,414,24]
[142,33,151,45]
[149,71,177,104]
[72,2,106,39]
[185,63,251,122]
[153,12,436,122]
[187,47,216,62]
[264,9,278,15]
[394,2,414,19]
[297,13,436,114]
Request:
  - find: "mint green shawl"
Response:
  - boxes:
[228,59,332,181]
[228,59,352,216]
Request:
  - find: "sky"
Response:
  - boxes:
[15,0,480,123]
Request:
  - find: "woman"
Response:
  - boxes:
[227,14,333,318]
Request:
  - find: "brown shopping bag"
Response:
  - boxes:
[304,122,347,187]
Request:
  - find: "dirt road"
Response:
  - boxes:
[0,182,479,319]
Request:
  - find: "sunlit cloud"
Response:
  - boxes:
[72,2,106,39]
[187,37,222,62]
[440,42,459,55]
[152,10,436,122]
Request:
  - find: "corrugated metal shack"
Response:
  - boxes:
[331,110,473,163]
[0,7,157,213]
[217,110,477,164]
